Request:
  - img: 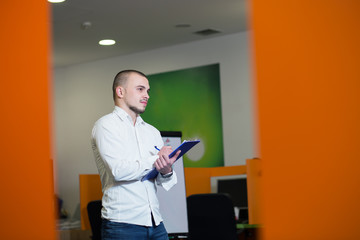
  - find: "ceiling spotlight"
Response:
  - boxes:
[175,24,191,28]
[48,0,66,3]
[81,21,92,30]
[194,28,221,36]
[99,39,116,46]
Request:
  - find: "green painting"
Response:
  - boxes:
[142,64,224,167]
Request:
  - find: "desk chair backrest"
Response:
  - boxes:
[87,200,102,240]
[187,193,237,240]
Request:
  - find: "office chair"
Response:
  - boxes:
[87,200,102,240]
[187,193,238,240]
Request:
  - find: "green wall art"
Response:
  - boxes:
[142,64,224,167]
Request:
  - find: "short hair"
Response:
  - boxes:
[112,70,147,101]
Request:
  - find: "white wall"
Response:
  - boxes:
[53,31,255,218]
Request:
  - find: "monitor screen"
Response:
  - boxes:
[210,174,248,222]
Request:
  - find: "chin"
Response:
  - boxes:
[130,106,145,115]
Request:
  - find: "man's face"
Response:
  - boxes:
[122,73,150,115]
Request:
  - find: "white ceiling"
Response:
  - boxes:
[51,0,248,68]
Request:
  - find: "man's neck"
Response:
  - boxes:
[116,104,137,125]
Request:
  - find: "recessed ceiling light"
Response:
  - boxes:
[194,28,221,36]
[48,0,66,3]
[175,24,191,28]
[81,21,92,30]
[99,39,116,46]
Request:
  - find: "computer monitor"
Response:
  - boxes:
[210,174,248,222]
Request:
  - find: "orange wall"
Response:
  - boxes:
[251,0,360,239]
[0,2,56,239]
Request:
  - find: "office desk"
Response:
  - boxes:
[237,224,260,240]
[168,225,260,240]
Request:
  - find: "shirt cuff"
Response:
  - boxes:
[156,171,177,191]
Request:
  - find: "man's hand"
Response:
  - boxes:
[154,146,181,175]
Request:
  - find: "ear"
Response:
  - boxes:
[116,86,124,98]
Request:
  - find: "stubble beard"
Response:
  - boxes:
[129,105,145,115]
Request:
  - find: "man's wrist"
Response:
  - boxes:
[161,171,173,178]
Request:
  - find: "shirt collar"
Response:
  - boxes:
[114,106,145,125]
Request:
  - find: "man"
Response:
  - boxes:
[91,70,180,240]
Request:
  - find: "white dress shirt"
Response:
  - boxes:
[91,106,177,227]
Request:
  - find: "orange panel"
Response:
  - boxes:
[79,174,103,230]
[184,166,247,197]
[0,2,56,239]
[184,168,212,196]
[210,165,247,176]
[246,159,262,225]
[251,0,360,239]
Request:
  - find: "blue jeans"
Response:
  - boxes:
[101,219,169,240]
